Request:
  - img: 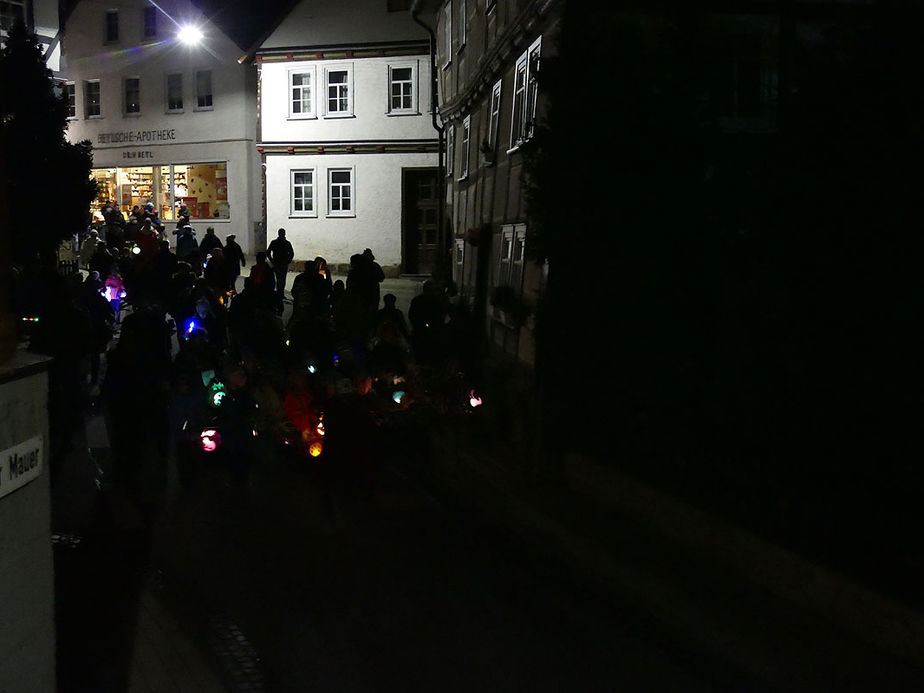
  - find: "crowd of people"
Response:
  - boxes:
[24,217,486,520]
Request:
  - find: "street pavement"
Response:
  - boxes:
[49,275,924,692]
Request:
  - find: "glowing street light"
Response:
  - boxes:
[177,25,203,45]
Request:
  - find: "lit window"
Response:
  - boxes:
[143,7,157,38]
[289,69,315,118]
[291,169,316,216]
[510,37,540,149]
[85,80,101,118]
[328,168,354,216]
[195,70,212,110]
[459,115,470,180]
[124,77,140,115]
[174,163,230,219]
[105,10,119,43]
[388,62,417,114]
[65,82,76,119]
[324,66,352,117]
[166,73,183,112]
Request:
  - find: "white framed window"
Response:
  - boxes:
[458,0,466,51]
[510,36,541,150]
[143,6,157,38]
[65,82,76,119]
[166,73,183,112]
[498,223,526,290]
[327,168,354,217]
[124,77,140,115]
[458,114,470,180]
[290,169,316,217]
[484,79,501,164]
[446,124,454,177]
[85,80,101,118]
[104,9,119,43]
[195,70,212,110]
[442,2,452,68]
[324,65,353,117]
[289,68,315,118]
[387,62,418,114]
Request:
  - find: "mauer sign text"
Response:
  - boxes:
[0,435,44,500]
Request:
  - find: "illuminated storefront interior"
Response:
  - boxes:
[91,162,230,222]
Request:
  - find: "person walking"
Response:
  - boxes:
[267,228,294,315]
[224,234,246,292]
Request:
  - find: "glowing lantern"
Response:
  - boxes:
[200,429,221,452]
[316,417,325,436]
[308,441,323,457]
[393,390,406,404]
[469,391,483,408]
[131,244,141,255]
[307,363,317,374]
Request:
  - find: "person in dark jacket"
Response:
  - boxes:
[267,228,294,315]
[223,234,246,292]
[199,226,223,258]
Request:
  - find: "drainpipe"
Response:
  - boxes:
[410,0,446,275]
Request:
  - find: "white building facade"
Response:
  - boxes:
[255,0,440,274]
[61,0,262,254]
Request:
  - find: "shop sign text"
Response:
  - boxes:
[0,435,43,500]
[98,129,177,145]
[122,151,154,160]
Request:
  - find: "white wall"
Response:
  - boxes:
[260,54,435,144]
[265,152,436,269]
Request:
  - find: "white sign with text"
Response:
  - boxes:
[0,435,44,500]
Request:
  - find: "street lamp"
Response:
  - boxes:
[177,25,203,45]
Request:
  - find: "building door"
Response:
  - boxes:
[402,168,439,275]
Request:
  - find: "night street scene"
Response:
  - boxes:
[2,0,924,690]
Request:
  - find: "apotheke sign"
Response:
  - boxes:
[0,435,43,500]
[98,129,178,144]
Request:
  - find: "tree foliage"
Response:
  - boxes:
[0,21,96,266]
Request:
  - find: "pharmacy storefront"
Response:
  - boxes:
[88,129,260,252]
